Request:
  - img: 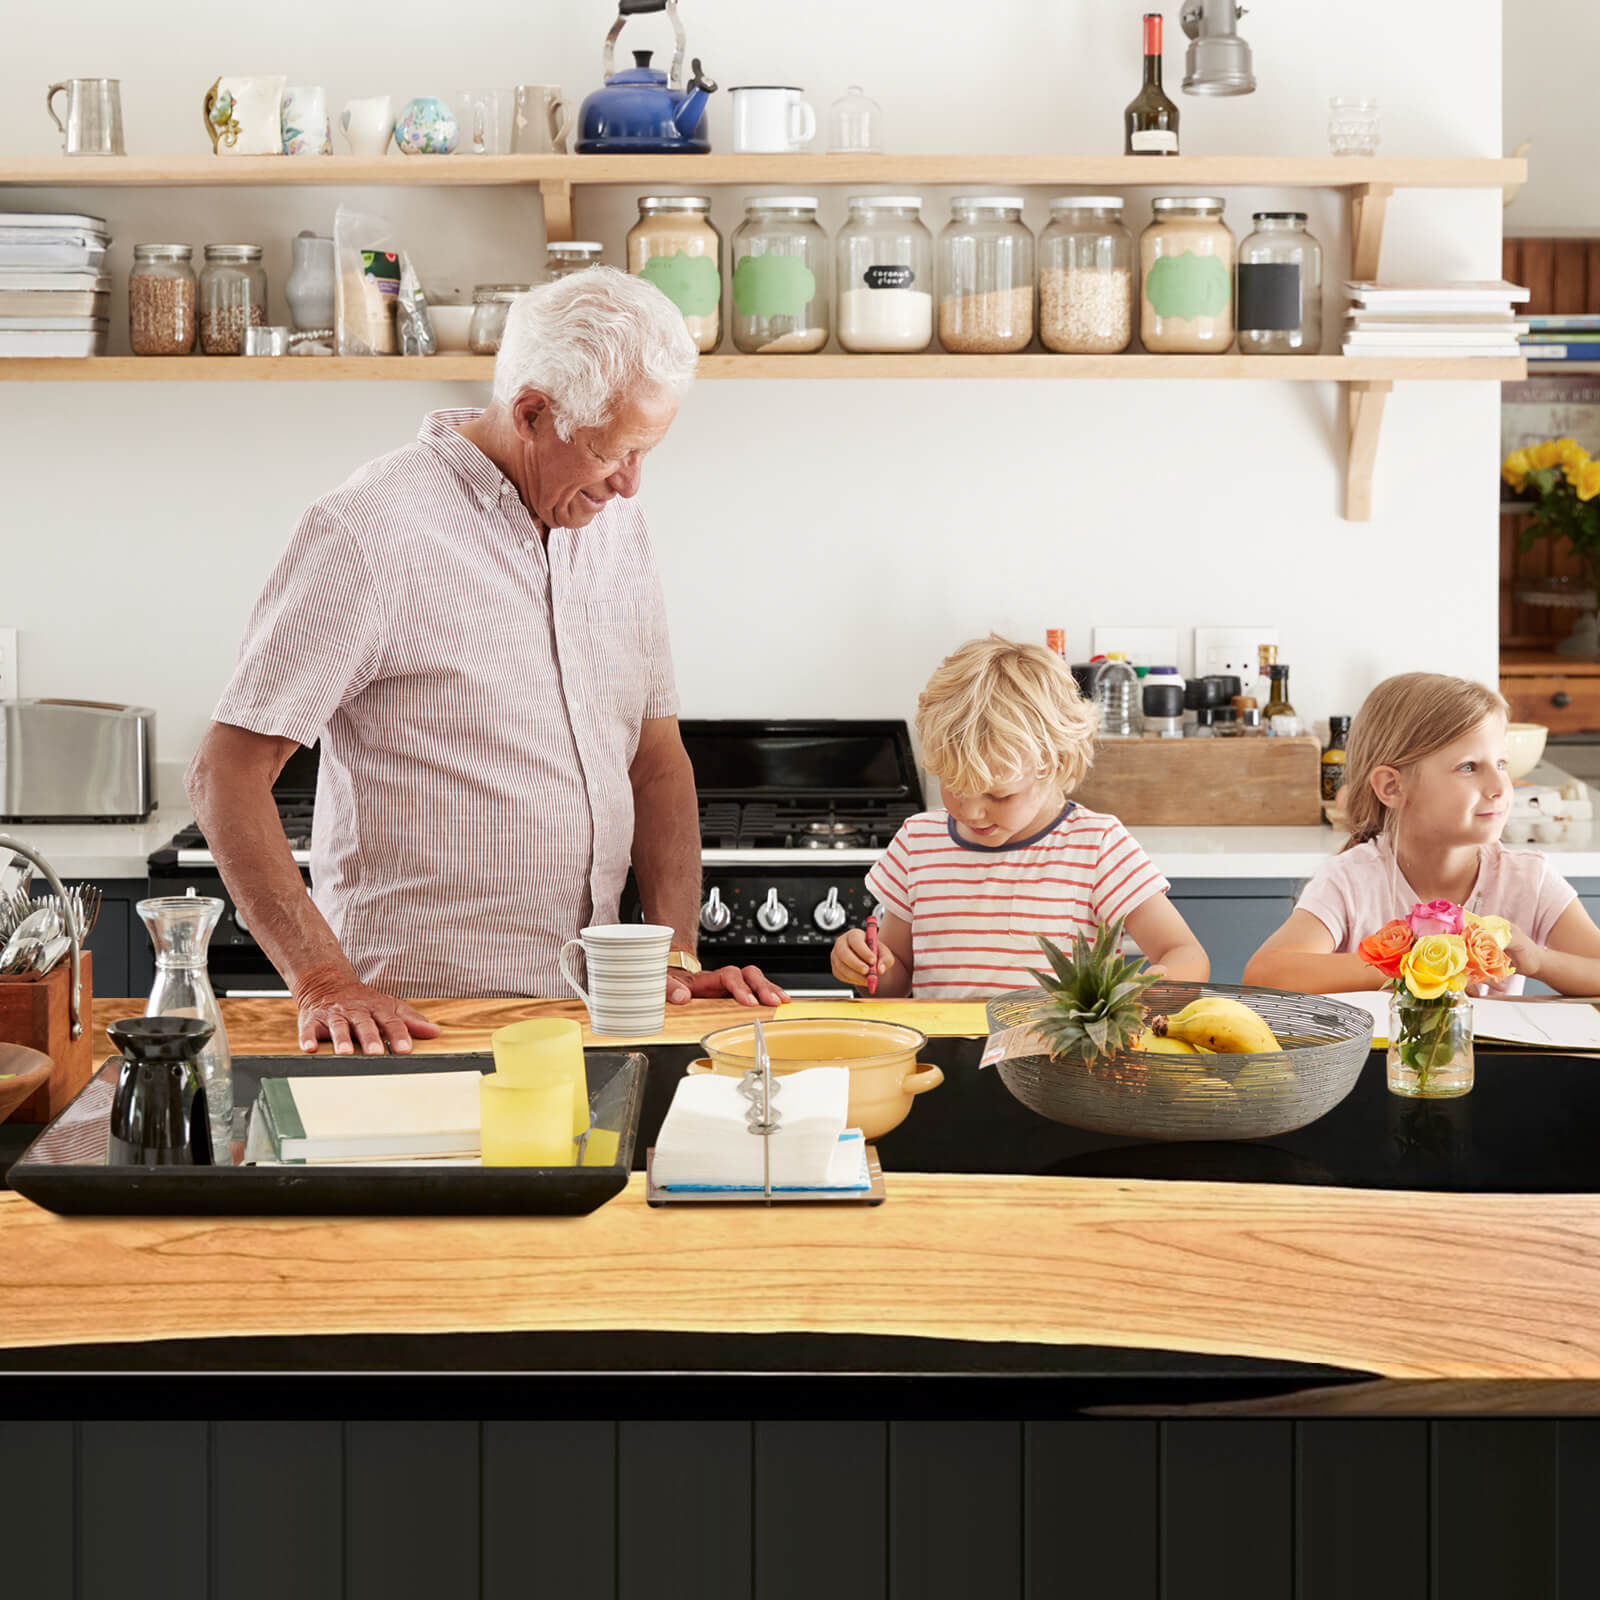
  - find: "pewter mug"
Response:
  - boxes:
[46,77,125,155]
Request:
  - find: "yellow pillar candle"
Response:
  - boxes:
[492,1018,589,1140]
[478,1072,575,1167]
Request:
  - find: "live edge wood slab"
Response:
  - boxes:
[2,996,1599,1390]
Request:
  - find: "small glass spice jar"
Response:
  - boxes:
[1039,198,1133,354]
[1236,212,1324,355]
[129,244,196,356]
[198,244,268,355]
[468,284,531,354]
[730,195,830,354]
[626,196,722,353]
[545,241,605,281]
[937,196,1034,354]
[1140,198,1235,354]
[835,195,933,353]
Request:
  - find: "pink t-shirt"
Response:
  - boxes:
[1297,836,1576,993]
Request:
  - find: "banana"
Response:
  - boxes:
[1135,1035,1199,1057]
[1153,996,1281,1055]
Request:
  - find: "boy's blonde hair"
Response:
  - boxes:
[1341,672,1510,850]
[916,635,1098,795]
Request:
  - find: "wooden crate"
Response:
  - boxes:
[0,951,95,1122]
[1072,736,1323,827]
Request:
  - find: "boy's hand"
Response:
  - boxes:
[831,927,896,988]
[1501,922,1543,981]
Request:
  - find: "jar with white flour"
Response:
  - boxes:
[835,195,933,353]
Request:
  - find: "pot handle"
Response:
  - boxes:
[686,1058,713,1074]
[901,1062,944,1094]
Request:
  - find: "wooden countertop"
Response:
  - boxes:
[2,996,1595,1382]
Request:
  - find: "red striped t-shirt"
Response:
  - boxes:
[863,805,1170,1000]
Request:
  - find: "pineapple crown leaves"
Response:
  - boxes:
[1027,919,1163,1065]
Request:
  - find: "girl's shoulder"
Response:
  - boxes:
[1307,838,1386,881]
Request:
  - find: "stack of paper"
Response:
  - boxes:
[256,1069,484,1163]
[1343,280,1529,358]
[0,213,111,357]
[1329,992,1600,1050]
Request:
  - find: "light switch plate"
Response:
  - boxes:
[1194,626,1280,686]
[0,628,15,703]
[1092,626,1180,667]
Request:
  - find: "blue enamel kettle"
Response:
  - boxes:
[576,0,717,154]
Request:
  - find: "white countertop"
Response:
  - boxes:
[0,762,193,882]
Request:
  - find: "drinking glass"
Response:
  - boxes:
[492,1018,589,1140]
[479,1072,574,1165]
[1329,97,1380,157]
[455,88,505,154]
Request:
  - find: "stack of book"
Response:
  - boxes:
[1520,315,1600,365]
[251,1069,484,1164]
[1342,280,1529,358]
[0,212,111,357]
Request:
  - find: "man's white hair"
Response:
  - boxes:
[491,266,698,439]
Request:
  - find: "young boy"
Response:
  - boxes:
[830,635,1209,998]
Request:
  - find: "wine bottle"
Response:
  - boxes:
[1125,13,1180,156]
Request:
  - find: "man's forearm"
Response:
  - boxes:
[630,754,702,952]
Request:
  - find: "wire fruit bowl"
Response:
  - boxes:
[985,982,1374,1142]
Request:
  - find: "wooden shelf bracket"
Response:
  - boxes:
[1346,378,1392,522]
[1349,182,1395,283]
[539,178,575,243]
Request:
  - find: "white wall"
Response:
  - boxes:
[2,0,1503,765]
[1503,0,1600,231]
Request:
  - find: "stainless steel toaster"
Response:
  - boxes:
[0,700,157,822]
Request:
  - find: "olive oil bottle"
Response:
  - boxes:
[1322,715,1351,824]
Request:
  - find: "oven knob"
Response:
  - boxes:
[699,887,731,934]
[756,888,789,933]
[232,902,250,936]
[813,886,847,934]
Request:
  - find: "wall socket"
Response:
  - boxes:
[0,628,15,703]
[1193,626,1279,687]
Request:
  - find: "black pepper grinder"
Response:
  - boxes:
[106,1016,216,1167]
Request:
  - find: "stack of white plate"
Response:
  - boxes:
[0,212,111,357]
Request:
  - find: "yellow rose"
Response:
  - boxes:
[1578,461,1600,503]
[1531,440,1563,472]
[1400,933,1470,1000]
[1557,438,1590,472]
[1464,912,1515,949]
[1502,448,1532,491]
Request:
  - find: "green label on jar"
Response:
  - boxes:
[732,254,816,318]
[639,251,721,317]
[1144,252,1231,320]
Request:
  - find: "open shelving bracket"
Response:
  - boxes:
[1345,378,1392,522]
[539,179,575,243]
[1348,182,1395,284]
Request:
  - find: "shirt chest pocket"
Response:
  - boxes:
[564,600,651,731]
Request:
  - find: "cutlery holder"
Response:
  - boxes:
[0,951,95,1121]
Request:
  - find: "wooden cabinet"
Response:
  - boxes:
[1500,651,1600,735]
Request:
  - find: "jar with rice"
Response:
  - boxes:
[627,196,722,354]
[730,196,829,354]
[198,244,268,356]
[937,196,1034,354]
[835,196,933,353]
[1039,198,1132,354]
[129,244,196,356]
[1140,197,1235,354]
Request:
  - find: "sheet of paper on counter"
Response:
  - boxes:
[784,1001,991,1036]
[1326,992,1600,1051]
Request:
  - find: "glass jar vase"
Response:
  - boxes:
[1236,212,1324,355]
[198,244,268,355]
[937,196,1034,354]
[731,195,829,355]
[546,241,604,281]
[1387,990,1474,1098]
[835,195,933,353]
[468,284,531,354]
[129,244,196,356]
[1139,198,1235,354]
[627,195,722,353]
[1039,198,1133,354]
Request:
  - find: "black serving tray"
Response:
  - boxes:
[7,1051,646,1217]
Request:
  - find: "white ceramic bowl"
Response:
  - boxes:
[429,305,475,352]
[1505,722,1548,781]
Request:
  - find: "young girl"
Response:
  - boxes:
[829,635,1209,998]
[1243,672,1600,995]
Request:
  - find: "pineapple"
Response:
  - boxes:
[1028,920,1162,1066]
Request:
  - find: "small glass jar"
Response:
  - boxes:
[546,241,604,281]
[468,284,531,354]
[198,244,268,356]
[1140,198,1235,354]
[626,196,722,353]
[1388,991,1474,1098]
[938,196,1034,354]
[1039,198,1133,354]
[730,196,829,355]
[835,195,933,353]
[1236,212,1324,355]
[129,244,196,356]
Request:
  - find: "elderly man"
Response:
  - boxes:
[188,269,785,1055]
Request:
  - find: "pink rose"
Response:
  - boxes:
[1406,899,1464,938]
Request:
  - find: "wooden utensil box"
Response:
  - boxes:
[1072,736,1323,827]
[0,952,94,1122]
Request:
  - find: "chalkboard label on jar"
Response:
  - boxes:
[864,264,916,291]
[1237,262,1301,332]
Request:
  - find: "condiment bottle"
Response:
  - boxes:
[1233,695,1264,735]
[1092,652,1140,739]
[1185,706,1217,739]
[1046,628,1068,658]
[1265,664,1296,723]
[1322,714,1351,823]
[1142,681,1185,738]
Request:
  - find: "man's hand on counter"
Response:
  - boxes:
[667,963,790,1008]
[291,961,444,1055]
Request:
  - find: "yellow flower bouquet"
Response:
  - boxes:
[1503,437,1600,649]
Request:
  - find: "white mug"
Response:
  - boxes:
[203,75,287,156]
[559,924,674,1036]
[511,83,570,153]
[282,85,331,155]
[730,86,816,153]
[340,94,393,158]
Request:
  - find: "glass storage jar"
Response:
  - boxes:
[198,244,268,355]
[626,195,722,353]
[835,195,933,353]
[468,284,531,354]
[730,195,829,354]
[129,244,196,356]
[938,196,1034,353]
[1039,198,1133,354]
[546,241,604,280]
[1139,197,1235,354]
[1236,212,1324,354]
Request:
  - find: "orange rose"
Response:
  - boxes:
[1463,919,1515,985]
[1358,919,1414,978]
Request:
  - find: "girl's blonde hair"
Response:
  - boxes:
[916,635,1098,795]
[1341,672,1509,850]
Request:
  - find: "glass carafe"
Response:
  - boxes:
[138,894,234,1165]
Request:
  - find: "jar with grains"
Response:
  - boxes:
[1236,212,1324,354]
[1039,198,1133,354]
[546,241,605,281]
[626,196,721,353]
[1140,197,1235,354]
[730,196,829,355]
[468,284,531,355]
[129,244,196,356]
[198,244,268,355]
[835,196,933,353]
[937,196,1034,354]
